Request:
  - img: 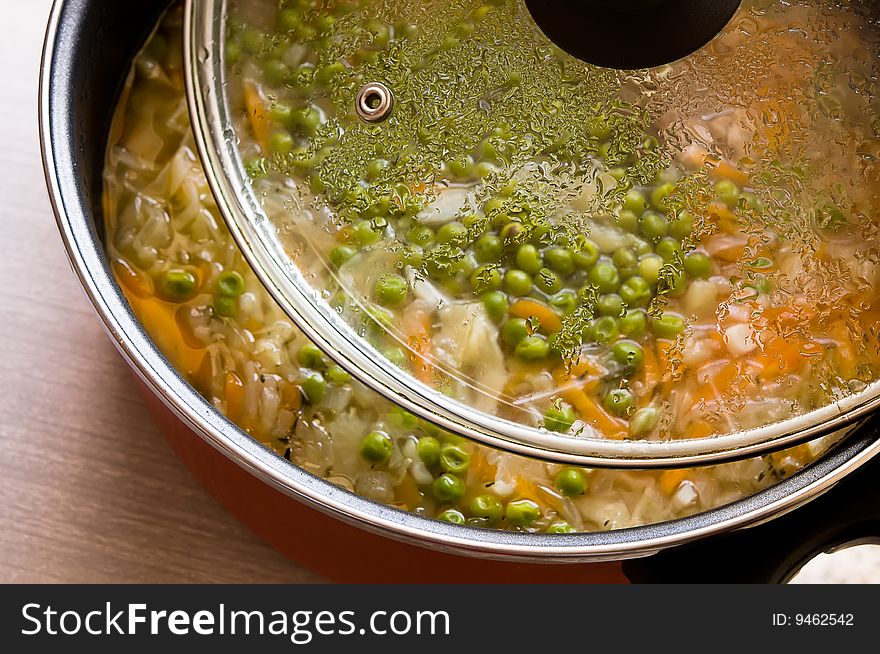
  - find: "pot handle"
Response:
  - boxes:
[622,452,880,583]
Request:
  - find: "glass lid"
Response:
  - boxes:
[183,0,880,467]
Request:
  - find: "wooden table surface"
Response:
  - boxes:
[0,0,323,583]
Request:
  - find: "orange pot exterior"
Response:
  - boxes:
[136,380,629,583]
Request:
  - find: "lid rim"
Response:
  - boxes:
[183,0,879,467]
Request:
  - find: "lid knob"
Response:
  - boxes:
[524,0,742,69]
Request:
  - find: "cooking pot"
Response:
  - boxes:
[40,0,880,583]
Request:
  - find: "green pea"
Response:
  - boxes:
[460,213,483,230]
[297,343,326,370]
[446,158,474,179]
[592,286,624,315]
[408,224,434,246]
[651,312,685,339]
[714,179,740,207]
[469,494,503,524]
[612,340,644,371]
[326,364,352,384]
[267,100,293,125]
[416,436,441,467]
[481,290,509,322]
[619,276,651,306]
[241,28,264,54]
[225,38,241,65]
[544,402,576,432]
[585,316,619,344]
[470,265,503,293]
[360,430,393,464]
[546,521,577,534]
[217,271,245,297]
[301,373,326,405]
[268,129,294,155]
[545,247,575,275]
[629,407,659,437]
[623,189,649,215]
[483,196,506,215]
[499,222,522,241]
[375,273,408,307]
[515,335,550,361]
[294,106,322,136]
[315,61,345,85]
[454,252,478,278]
[516,244,544,275]
[656,237,682,262]
[535,268,563,294]
[433,473,466,502]
[631,237,653,256]
[474,233,503,263]
[548,290,577,315]
[365,158,390,180]
[502,318,530,346]
[160,269,197,300]
[354,220,382,246]
[400,246,424,268]
[637,254,664,285]
[382,345,408,368]
[263,59,290,86]
[661,268,687,297]
[620,308,647,338]
[640,211,669,241]
[683,251,713,279]
[439,444,470,474]
[616,209,639,233]
[650,182,675,210]
[213,295,236,318]
[504,269,533,296]
[612,248,637,271]
[329,245,357,268]
[506,499,540,527]
[368,306,395,330]
[554,468,588,496]
[279,9,301,32]
[573,240,600,269]
[436,221,467,244]
[588,261,620,294]
[750,274,774,295]
[604,388,635,417]
[588,115,612,140]
[669,209,694,240]
[437,508,465,524]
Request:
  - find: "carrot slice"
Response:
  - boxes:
[123,295,205,376]
[509,298,563,333]
[640,343,662,392]
[243,81,269,150]
[659,469,689,495]
[224,371,245,422]
[706,203,741,235]
[403,305,434,384]
[709,160,749,188]
[394,476,424,511]
[685,420,714,439]
[829,324,856,378]
[560,387,627,439]
[112,258,153,298]
[704,233,748,262]
[552,359,602,385]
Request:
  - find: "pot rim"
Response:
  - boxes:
[39,0,880,563]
